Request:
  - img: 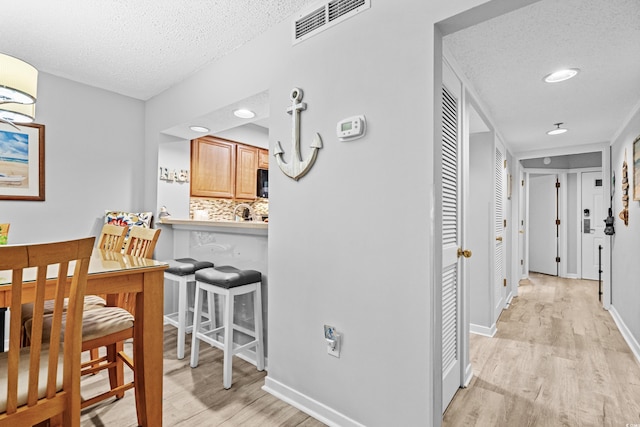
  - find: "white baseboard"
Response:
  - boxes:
[608,306,640,365]
[505,292,514,307]
[263,376,365,427]
[470,322,496,337]
[462,363,473,388]
[564,273,578,279]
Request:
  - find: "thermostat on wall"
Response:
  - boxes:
[337,115,366,141]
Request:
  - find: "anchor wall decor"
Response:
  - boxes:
[274,87,322,180]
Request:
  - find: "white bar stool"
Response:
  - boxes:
[163,258,214,359]
[190,266,264,389]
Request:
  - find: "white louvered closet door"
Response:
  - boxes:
[494,142,506,318]
[441,64,462,413]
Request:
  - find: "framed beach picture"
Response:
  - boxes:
[634,134,640,201]
[0,122,45,201]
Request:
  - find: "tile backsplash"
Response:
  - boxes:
[190,198,269,221]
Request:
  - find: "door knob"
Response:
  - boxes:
[496,236,503,241]
[457,248,472,258]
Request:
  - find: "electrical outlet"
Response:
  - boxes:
[324,325,341,358]
[327,334,340,357]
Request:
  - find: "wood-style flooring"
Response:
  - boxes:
[80,273,640,426]
[79,327,326,426]
[443,273,640,427]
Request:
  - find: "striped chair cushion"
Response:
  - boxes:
[21,295,107,326]
[24,307,134,343]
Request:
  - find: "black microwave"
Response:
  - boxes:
[257,169,268,198]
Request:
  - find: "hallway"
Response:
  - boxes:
[443,273,640,426]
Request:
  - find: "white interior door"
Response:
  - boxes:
[519,171,526,278]
[441,63,463,413]
[494,142,506,316]
[581,171,604,280]
[529,174,558,276]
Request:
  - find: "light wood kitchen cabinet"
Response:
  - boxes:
[235,145,258,200]
[191,137,236,198]
[258,149,269,169]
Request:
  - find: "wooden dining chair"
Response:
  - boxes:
[23,227,161,423]
[117,226,161,314]
[97,223,128,252]
[25,226,161,425]
[20,223,128,346]
[77,226,160,418]
[87,223,129,363]
[0,223,9,245]
[0,237,94,427]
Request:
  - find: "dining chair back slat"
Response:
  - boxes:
[116,227,161,315]
[97,224,128,252]
[123,227,160,258]
[0,237,94,427]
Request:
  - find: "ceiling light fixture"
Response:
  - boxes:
[543,68,580,83]
[0,53,38,128]
[189,125,209,133]
[233,108,255,119]
[0,102,35,124]
[0,53,38,105]
[547,122,568,135]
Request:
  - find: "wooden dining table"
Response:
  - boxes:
[0,248,168,426]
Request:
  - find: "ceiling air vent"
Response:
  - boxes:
[293,0,370,45]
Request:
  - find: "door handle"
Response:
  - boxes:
[457,248,472,258]
[496,236,503,242]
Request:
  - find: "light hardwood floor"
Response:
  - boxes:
[443,273,640,426]
[79,327,326,426]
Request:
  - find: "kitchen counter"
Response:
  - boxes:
[158,217,267,236]
[156,216,268,364]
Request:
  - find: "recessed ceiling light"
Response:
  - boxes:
[190,125,209,133]
[543,157,551,165]
[543,68,580,83]
[547,123,568,135]
[233,108,256,119]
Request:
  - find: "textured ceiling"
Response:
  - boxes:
[445,0,640,155]
[1,0,317,100]
[2,1,639,154]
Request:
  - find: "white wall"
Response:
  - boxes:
[0,72,145,244]
[610,103,640,357]
[468,131,494,332]
[143,1,538,425]
[157,139,191,220]
[216,123,268,149]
